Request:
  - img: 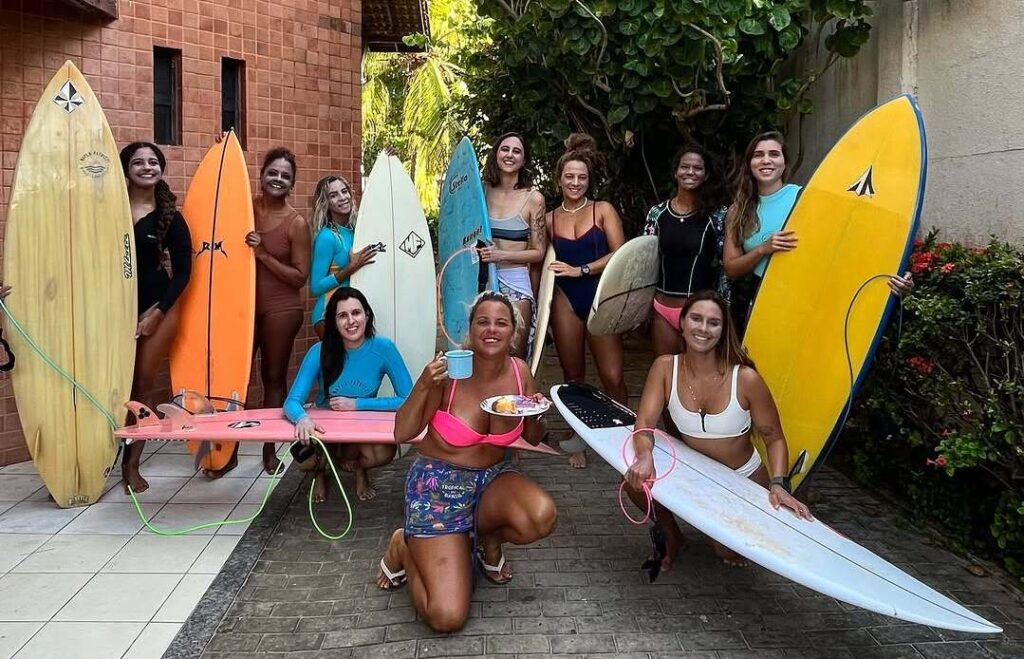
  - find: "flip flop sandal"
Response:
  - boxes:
[476,546,513,585]
[378,557,407,590]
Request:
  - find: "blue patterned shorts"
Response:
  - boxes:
[404,456,518,537]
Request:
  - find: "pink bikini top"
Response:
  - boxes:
[430,358,524,448]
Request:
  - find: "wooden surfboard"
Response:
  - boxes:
[3,61,137,507]
[169,132,256,471]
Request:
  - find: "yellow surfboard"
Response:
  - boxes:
[745,95,925,491]
[3,61,137,507]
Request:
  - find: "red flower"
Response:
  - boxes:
[913,238,924,248]
[941,262,956,273]
[926,455,949,468]
[908,356,935,375]
[911,251,937,273]
[936,242,952,251]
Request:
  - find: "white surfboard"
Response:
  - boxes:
[529,245,556,375]
[550,384,1001,634]
[587,235,659,336]
[352,153,436,396]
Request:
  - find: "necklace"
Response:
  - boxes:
[681,355,724,413]
[667,198,695,219]
[560,198,589,213]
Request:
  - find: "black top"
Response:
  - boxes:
[134,209,192,313]
[643,201,723,296]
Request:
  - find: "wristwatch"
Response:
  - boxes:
[580,263,591,276]
[769,475,792,494]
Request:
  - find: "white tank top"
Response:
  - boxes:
[667,355,751,440]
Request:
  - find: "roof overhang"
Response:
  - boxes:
[55,0,117,19]
[363,0,429,52]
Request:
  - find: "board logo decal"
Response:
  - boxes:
[448,173,468,195]
[196,241,228,258]
[399,231,425,258]
[847,166,875,197]
[54,80,84,114]
[228,420,261,429]
[122,233,133,279]
[78,151,109,177]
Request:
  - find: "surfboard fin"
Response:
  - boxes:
[788,450,808,479]
[124,401,160,428]
[641,525,667,583]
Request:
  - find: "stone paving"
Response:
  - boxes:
[170,340,1024,658]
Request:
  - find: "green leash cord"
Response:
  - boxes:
[0,298,354,540]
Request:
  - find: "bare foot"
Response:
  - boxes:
[355,467,376,501]
[714,542,750,567]
[568,451,587,469]
[122,466,149,495]
[478,539,513,584]
[312,470,327,504]
[263,443,282,475]
[376,528,407,589]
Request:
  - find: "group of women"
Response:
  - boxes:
[82,128,913,633]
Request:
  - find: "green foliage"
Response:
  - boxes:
[459,0,873,230]
[844,231,1024,576]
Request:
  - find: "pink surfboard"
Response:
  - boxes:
[115,398,560,456]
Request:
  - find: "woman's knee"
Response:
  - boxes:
[420,601,470,633]
[362,444,396,468]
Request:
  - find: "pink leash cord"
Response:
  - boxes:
[618,427,678,525]
[435,245,483,348]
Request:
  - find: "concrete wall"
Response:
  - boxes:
[0,0,363,465]
[787,0,1024,245]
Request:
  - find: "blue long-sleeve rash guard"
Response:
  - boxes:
[283,336,412,422]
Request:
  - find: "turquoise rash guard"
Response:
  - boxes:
[284,336,413,422]
[309,225,354,325]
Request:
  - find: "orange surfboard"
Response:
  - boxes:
[169,132,255,470]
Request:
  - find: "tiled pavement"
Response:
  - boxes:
[179,336,1024,658]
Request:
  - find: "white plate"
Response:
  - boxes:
[480,395,551,417]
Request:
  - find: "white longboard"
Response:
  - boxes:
[529,245,556,375]
[352,153,436,396]
[587,235,659,336]
[550,384,1001,634]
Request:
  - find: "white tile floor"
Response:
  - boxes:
[0,441,290,658]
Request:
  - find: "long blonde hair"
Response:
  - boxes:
[309,175,358,238]
[727,131,788,246]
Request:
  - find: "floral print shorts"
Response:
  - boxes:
[404,455,518,537]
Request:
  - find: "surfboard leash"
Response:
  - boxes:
[617,427,678,526]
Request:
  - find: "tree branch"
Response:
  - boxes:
[493,0,519,20]
[685,23,731,103]
[573,0,608,67]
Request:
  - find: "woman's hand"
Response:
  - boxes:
[328,396,357,412]
[549,260,582,278]
[888,271,914,298]
[416,352,449,390]
[478,245,507,264]
[625,448,656,491]
[294,416,325,443]
[760,230,798,255]
[245,231,265,256]
[347,245,378,275]
[769,484,813,520]
[0,284,11,301]
[135,306,164,338]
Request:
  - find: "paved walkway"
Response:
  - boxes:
[177,338,1024,658]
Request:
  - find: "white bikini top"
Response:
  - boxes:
[667,355,751,440]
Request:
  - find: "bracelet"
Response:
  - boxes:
[769,476,791,494]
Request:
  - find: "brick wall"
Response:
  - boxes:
[0,0,362,465]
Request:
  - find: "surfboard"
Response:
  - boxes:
[114,397,559,455]
[529,245,556,375]
[587,235,659,336]
[744,95,926,491]
[550,384,1000,634]
[437,137,497,349]
[3,61,136,507]
[169,132,256,471]
[352,153,436,396]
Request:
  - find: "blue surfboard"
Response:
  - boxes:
[437,137,497,349]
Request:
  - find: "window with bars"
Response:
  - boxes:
[153,47,181,146]
[221,57,246,148]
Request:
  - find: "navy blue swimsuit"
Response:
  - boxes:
[551,203,610,320]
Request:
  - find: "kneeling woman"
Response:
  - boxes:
[624,291,811,569]
[378,292,557,632]
[286,287,412,502]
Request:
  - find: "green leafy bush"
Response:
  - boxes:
[843,230,1024,575]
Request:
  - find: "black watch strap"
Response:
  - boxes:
[769,476,791,494]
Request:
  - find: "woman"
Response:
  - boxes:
[546,133,627,468]
[287,287,411,502]
[375,292,557,633]
[211,147,310,477]
[308,175,378,338]
[624,291,812,569]
[479,133,547,359]
[723,132,912,333]
[643,144,728,355]
[119,142,193,493]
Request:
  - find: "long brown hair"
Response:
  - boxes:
[728,131,788,246]
[482,132,533,189]
[678,290,754,370]
[119,142,177,250]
